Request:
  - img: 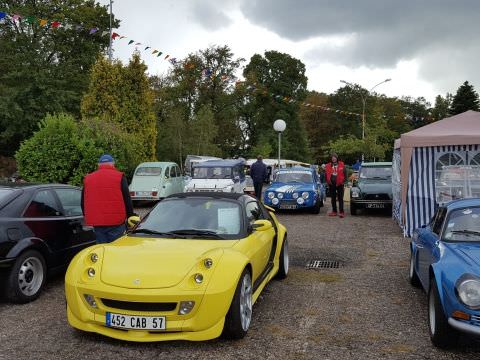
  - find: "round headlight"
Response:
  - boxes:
[302,192,309,199]
[457,278,480,308]
[268,192,275,199]
[90,253,98,263]
[272,198,279,205]
[351,189,360,198]
[297,197,305,205]
[87,268,96,277]
[277,193,284,199]
[194,273,204,284]
[293,192,299,199]
[204,258,213,268]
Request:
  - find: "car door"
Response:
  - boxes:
[245,201,275,282]
[417,207,446,286]
[54,188,95,257]
[174,165,183,193]
[22,189,71,268]
[162,166,173,196]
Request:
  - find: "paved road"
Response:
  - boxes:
[1,206,479,360]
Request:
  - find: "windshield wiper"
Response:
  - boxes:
[450,230,480,237]
[170,229,225,239]
[130,228,186,238]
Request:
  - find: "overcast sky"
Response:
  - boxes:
[98,0,480,104]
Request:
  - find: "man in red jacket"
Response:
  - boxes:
[81,154,134,243]
[325,153,348,218]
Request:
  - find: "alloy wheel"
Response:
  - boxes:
[239,272,253,331]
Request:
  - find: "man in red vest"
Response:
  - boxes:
[325,153,348,218]
[81,154,134,243]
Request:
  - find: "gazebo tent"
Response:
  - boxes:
[393,110,480,236]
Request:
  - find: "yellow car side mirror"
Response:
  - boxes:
[251,219,273,232]
[127,216,141,228]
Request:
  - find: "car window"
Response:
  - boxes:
[170,166,176,178]
[443,206,480,242]
[135,167,162,176]
[136,198,242,237]
[245,201,264,223]
[24,190,62,217]
[55,189,82,216]
[164,167,170,179]
[432,207,447,235]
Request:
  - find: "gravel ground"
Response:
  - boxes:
[1,203,480,360]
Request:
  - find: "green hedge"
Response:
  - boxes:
[16,113,144,185]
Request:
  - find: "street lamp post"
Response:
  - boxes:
[273,119,286,168]
[340,78,391,161]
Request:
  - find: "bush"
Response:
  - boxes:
[16,113,146,185]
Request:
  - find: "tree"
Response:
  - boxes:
[0,0,117,156]
[241,50,310,161]
[449,81,480,115]
[153,45,244,162]
[399,96,431,128]
[81,53,157,160]
[431,93,452,121]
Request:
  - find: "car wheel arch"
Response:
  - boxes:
[429,266,447,313]
[6,237,51,265]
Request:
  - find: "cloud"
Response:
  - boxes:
[238,0,480,92]
[190,2,233,31]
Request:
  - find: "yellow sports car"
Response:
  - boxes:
[65,192,288,342]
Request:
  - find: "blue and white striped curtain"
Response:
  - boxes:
[405,147,436,237]
[404,144,480,237]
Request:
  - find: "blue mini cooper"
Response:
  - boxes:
[409,198,480,348]
[263,167,325,214]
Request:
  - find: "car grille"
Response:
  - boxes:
[471,314,480,325]
[101,299,177,312]
[364,193,390,200]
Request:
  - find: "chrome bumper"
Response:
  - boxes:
[448,318,480,336]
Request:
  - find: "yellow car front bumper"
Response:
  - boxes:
[65,282,234,342]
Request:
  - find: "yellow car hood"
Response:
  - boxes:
[99,236,233,289]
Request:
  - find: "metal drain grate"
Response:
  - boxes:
[306,260,340,269]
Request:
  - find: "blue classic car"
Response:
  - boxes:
[409,198,480,348]
[263,167,325,213]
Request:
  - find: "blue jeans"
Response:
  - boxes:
[94,224,126,244]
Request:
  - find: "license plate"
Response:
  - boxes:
[366,203,385,209]
[106,312,166,330]
[279,204,297,209]
[136,191,151,196]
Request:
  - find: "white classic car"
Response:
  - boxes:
[184,159,246,193]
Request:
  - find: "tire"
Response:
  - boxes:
[350,203,358,215]
[428,278,457,348]
[311,200,321,214]
[6,250,46,303]
[276,238,289,279]
[223,269,253,339]
[408,250,421,287]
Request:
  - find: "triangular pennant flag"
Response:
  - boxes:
[111,32,120,39]
[157,52,163,57]
[25,15,37,24]
[152,50,159,54]
[51,21,61,28]
[164,55,170,60]
[76,25,83,31]
[135,42,141,45]
[89,27,98,34]
[64,23,72,30]
[39,19,48,27]
[144,46,151,50]
[101,30,109,37]
[128,40,134,45]
[119,35,126,39]
[0,12,7,20]
[12,14,21,21]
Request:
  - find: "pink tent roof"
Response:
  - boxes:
[395,110,480,149]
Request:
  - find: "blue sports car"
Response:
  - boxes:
[263,167,325,214]
[409,198,480,348]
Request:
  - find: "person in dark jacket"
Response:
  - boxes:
[81,154,135,243]
[325,153,348,218]
[249,155,268,199]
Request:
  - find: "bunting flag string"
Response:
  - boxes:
[0,10,363,119]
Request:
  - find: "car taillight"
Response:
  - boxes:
[152,191,158,196]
